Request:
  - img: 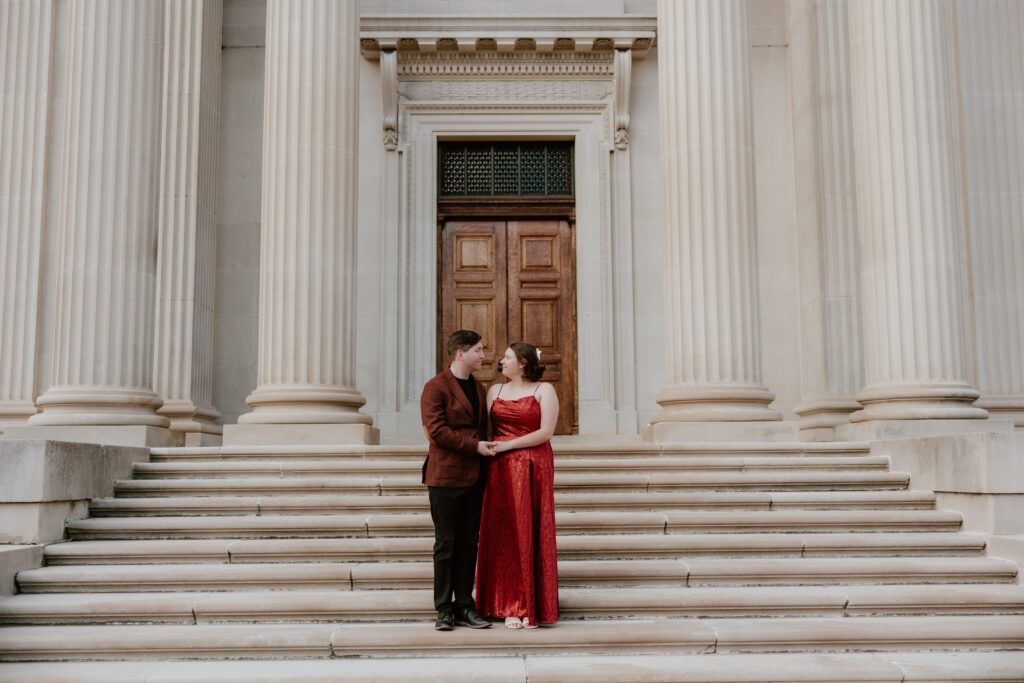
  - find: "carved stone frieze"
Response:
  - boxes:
[397,51,614,78]
[399,79,611,102]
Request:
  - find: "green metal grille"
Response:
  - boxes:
[438,141,574,198]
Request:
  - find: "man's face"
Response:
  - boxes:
[458,341,486,372]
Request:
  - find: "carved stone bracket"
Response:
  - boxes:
[613,49,632,150]
[380,50,398,150]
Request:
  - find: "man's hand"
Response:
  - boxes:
[477,441,497,457]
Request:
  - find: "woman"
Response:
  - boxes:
[475,342,559,629]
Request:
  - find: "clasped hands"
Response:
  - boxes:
[476,440,510,457]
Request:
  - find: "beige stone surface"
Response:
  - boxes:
[0,441,148,502]
[0,544,43,596]
[5,653,1024,683]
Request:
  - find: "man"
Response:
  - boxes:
[420,329,496,630]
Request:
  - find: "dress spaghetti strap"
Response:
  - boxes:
[497,383,505,398]
[531,383,540,396]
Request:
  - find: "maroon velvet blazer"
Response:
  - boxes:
[420,368,489,487]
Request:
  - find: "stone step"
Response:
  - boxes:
[1,616,1021,661]
[20,557,1015,593]
[147,441,874,462]
[64,509,963,540]
[3,584,1023,625]
[113,470,912,497]
[41,532,989,565]
[131,455,892,479]
[1,652,1022,683]
[88,489,938,517]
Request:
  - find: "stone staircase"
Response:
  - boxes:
[1,441,1023,681]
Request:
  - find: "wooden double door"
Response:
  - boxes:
[440,218,577,435]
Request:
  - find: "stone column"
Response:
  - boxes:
[790,0,864,439]
[0,0,53,433]
[647,0,789,442]
[225,0,377,445]
[18,0,172,447]
[152,0,224,446]
[958,0,1024,428]
[841,0,993,439]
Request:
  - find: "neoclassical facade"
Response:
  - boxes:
[1,0,1022,448]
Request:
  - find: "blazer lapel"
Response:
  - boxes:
[443,368,476,420]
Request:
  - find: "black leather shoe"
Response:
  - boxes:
[434,609,455,631]
[454,606,491,629]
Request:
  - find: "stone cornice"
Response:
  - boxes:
[359,15,656,59]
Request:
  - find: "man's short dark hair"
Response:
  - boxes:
[447,329,482,358]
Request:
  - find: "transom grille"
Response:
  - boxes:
[438,141,574,198]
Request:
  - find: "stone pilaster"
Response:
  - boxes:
[0,0,53,433]
[958,0,1024,428]
[152,0,223,445]
[21,0,171,446]
[226,0,377,445]
[647,0,787,442]
[791,0,864,438]
[843,0,989,437]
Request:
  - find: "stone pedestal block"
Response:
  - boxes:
[5,426,174,449]
[643,421,799,444]
[881,432,1024,535]
[223,424,380,447]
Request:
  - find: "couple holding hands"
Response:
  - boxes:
[420,330,560,631]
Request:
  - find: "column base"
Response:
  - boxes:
[158,400,223,445]
[3,425,174,448]
[975,397,1024,429]
[835,418,1015,442]
[850,384,988,422]
[0,401,37,434]
[652,384,782,423]
[222,423,380,446]
[29,387,170,428]
[643,420,799,443]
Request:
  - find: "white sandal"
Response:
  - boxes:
[522,617,538,629]
[504,617,523,629]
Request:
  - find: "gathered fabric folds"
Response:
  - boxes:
[474,395,559,624]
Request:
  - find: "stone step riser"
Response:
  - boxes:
[88,503,938,516]
[67,522,963,541]
[130,457,893,479]
[19,574,1016,593]
[6,602,1023,626]
[1,617,1021,662]
[2,653,1022,683]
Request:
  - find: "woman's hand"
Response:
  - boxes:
[493,440,513,454]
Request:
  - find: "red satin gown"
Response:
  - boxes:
[474,392,559,624]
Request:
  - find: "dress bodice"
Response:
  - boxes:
[490,395,541,439]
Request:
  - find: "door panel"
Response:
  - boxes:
[440,221,506,385]
[440,218,577,435]
[507,220,576,435]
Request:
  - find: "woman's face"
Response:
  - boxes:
[498,347,523,380]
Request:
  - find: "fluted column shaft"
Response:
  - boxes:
[792,0,864,431]
[848,0,986,421]
[0,0,53,431]
[30,0,168,427]
[238,0,371,426]
[652,0,780,423]
[958,0,1024,427]
[152,0,223,439]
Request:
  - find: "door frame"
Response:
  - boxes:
[437,201,578,433]
[377,107,639,437]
